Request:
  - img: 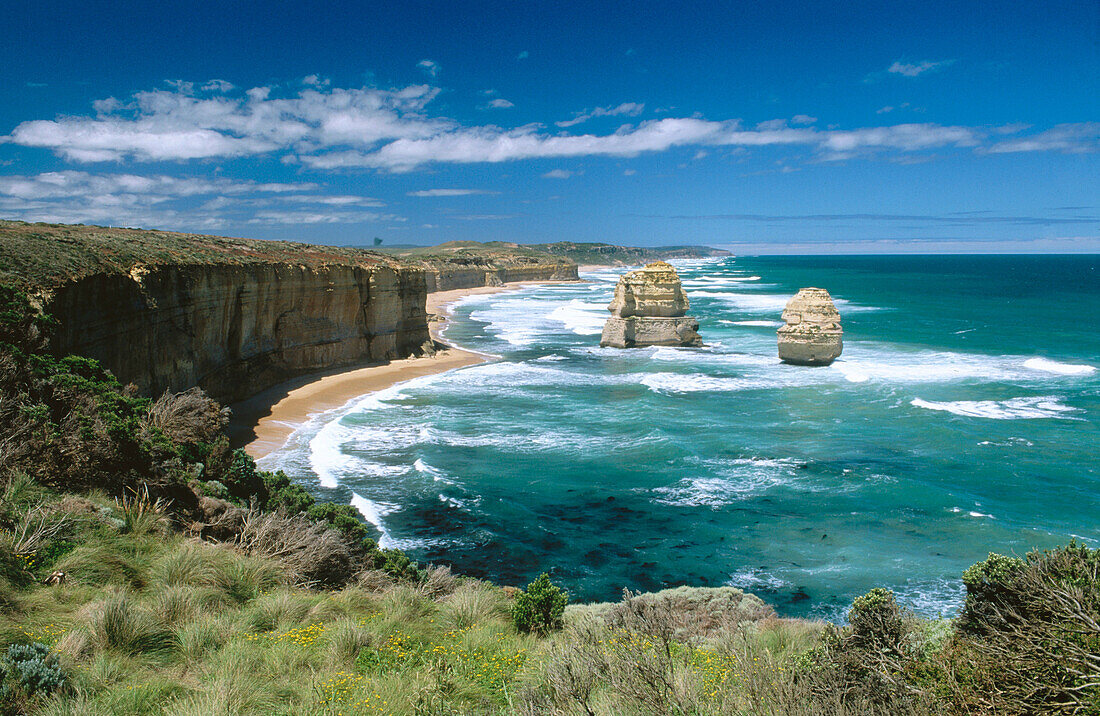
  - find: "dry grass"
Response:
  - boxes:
[143,388,230,447]
[233,509,352,587]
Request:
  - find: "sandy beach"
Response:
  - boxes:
[233,280,578,459]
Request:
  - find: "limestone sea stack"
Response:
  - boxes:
[777,288,843,366]
[600,261,702,348]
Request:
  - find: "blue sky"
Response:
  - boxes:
[0,1,1097,252]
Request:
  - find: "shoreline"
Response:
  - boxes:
[232,279,578,460]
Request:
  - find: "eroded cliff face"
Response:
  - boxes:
[1,222,582,404]
[46,262,428,403]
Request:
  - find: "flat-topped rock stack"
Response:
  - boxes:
[777,287,843,366]
[600,261,702,348]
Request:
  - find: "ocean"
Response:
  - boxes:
[259,255,1100,620]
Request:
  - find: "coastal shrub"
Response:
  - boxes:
[958,551,1026,633]
[1,641,67,705]
[512,573,567,635]
[305,501,370,543]
[573,585,775,640]
[143,387,229,451]
[222,449,267,505]
[234,509,352,587]
[803,588,926,708]
[0,286,53,354]
[951,542,1100,713]
[260,470,313,514]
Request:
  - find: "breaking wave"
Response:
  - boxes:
[911,396,1080,419]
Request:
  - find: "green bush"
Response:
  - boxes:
[512,573,567,635]
[261,471,314,514]
[306,502,370,543]
[848,587,908,648]
[199,480,229,500]
[959,551,1026,633]
[223,449,267,504]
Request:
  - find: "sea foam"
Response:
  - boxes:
[1023,357,1096,375]
[548,299,607,335]
[911,396,1079,420]
[350,492,397,549]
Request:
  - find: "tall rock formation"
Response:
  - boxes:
[600,261,702,348]
[777,287,843,366]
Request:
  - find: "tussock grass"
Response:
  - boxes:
[78,592,175,657]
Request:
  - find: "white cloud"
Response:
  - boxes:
[417,59,440,77]
[790,114,817,126]
[247,209,403,224]
[887,59,955,77]
[4,80,1090,172]
[7,83,445,162]
[542,169,573,179]
[0,170,398,229]
[556,102,645,128]
[487,98,514,109]
[407,188,499,197]
[985,123,1100,154]
[201,79,235,93]
[623,169,636,176]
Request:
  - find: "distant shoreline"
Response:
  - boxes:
[232,280,581,460]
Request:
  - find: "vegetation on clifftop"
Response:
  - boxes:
[380,239,731,269]
[0,221,402,290]
[528,241,732,266]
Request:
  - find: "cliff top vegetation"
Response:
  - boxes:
[380,240,730,268]
[0,221,402,290]
[530,241,731,266]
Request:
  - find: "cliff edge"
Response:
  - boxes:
[0,221,430,403]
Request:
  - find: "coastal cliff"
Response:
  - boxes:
[0,221,430,403]
[0,223,585,403]
[379,241,579,290]
[47,262,427,403]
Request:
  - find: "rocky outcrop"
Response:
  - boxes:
[777,287,843,366]
[600,262,702,348]
[47,262,429,403]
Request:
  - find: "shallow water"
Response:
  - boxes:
[260,255,1100,620]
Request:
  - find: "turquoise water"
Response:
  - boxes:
[260,256,1100,620]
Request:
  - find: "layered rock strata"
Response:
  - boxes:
[600,261,702,348]
[47,263,428,403]
[777,287,843,366]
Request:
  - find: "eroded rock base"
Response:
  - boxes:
[601,316,702,348]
